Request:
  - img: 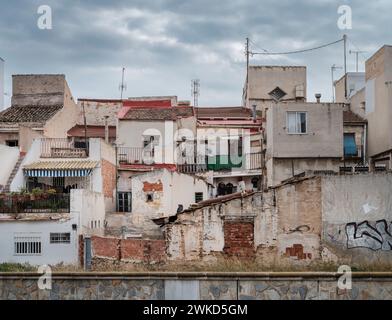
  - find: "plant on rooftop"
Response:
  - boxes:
[47,189,57,194]
[19,187,29,194]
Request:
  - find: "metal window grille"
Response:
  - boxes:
[50,233,71,244]
[14,236,42,255]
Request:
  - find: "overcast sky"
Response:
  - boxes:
[0,0,391,108]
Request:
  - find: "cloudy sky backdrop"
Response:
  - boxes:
[0,0,391,108]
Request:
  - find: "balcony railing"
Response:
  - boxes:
[245,152,263,170]
[177,152,263,173]
[118,147,154,165]
[177,155,208,174]
[0,193,70,214]
[41,138,88,158]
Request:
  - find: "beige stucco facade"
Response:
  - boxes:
[265,102,343,186]
[365,45,392,160]
[77,99,123,126]
[243,66,306,114]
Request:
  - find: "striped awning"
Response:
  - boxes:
[23,160,98,177]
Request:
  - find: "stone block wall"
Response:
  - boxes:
[2,273,392,300]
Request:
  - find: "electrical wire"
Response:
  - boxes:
[250,37,344,55]
[347,38,368,60]
[249,39,269,54]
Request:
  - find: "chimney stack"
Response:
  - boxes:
[104,116,109,144]
[315,93,321,103]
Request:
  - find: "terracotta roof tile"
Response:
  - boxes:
[0,105,63,123]
[195,107,253,119]
[123,107,194,120]
[67,125,116,138]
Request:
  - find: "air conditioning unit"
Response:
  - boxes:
[295,84,305,98]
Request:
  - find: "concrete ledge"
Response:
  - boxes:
[1,271,392,280]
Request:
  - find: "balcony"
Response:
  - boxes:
[177,155,208,174]
[0,193,70,214]
[118,147,154,165]
[41,138,88,158]
[177,152,263,174]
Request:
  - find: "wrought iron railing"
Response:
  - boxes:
[0,193,70,214]
[41,138,88,158]
[177,152,263,173]
[118,147,154,165]
[177,155,208,173]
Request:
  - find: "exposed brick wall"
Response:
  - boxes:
[285,244,312,260]
[223,220,255,258]
[101,159,116,198]
[91,236,120,260]
[91,236,165,263]
[143,180,163,192]
[121,239,166,262]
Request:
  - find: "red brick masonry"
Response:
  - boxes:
[223,221,255,258]
[91,236,165,263]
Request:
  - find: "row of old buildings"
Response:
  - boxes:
[0,44,391,266]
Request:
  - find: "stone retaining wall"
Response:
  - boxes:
[1,272,392,300]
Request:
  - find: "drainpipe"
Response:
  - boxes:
[115,143,118,211]
[363,123,367,166]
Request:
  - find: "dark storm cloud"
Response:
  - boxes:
[0,0,391,106]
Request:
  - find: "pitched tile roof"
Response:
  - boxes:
[195,107,253,119]
[67,125,116,138]
[0,105,63,124]
[122,107,194,120]
[343,110,367,123]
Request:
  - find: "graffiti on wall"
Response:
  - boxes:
[346,220,392,251]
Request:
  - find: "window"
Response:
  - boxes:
[6,140,19,147]
[50,233,71,244]
[195,192,203,203]
[146,194,153,202]
[118,192,132,212]
[143,136,159,157]
[14,236,41,255]
[287,112,307,134]
[344,133,357,157]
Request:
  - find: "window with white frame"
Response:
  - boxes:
[50,233,71,244]
[287,111,307,134]
[14,236,42,255]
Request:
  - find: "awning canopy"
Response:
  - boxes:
[23,160,98,177]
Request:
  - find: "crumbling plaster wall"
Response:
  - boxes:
[165,193,263,260]
[131,169,208,219]
[274,177,322,261]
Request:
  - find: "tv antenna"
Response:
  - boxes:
[191,79,200,107]
[119,67,127,99]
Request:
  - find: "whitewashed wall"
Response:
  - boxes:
[0,145,19,188]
